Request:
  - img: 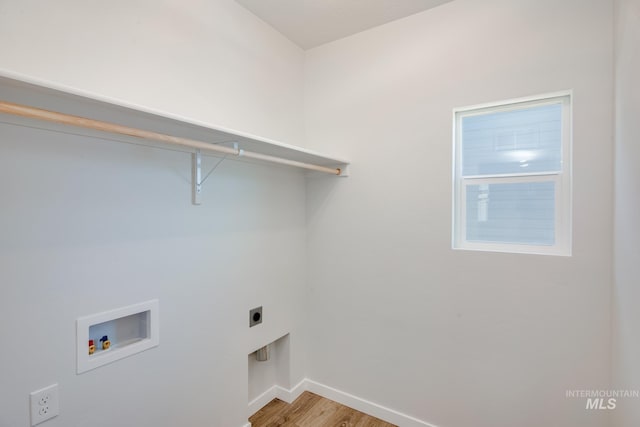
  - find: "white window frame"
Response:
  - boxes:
[452,91,572,256]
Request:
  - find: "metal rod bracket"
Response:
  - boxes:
[192,150,202,205]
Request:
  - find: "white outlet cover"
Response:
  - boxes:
[30,384,59,426]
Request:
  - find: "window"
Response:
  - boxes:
[452,92,572,255]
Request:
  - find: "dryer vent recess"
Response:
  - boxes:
[249,307,262,327]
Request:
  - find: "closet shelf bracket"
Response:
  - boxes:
[191,143,238,205]
[192,150,203,205]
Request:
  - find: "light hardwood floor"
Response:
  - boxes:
[249,391,397,427]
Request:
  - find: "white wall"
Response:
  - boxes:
[304,1,613,426]
[0,1,307,427]
[0,1,624,426]
[0,0,305,145]
[612,0,640,425]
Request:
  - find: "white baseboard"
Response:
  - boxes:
[248,386,279,417]
[276,378,307,403]
[248,378,307,417]
[305,379,438,427]
[248,378,437,427]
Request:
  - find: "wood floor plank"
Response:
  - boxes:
[286,392,323,423]
[294,396,340,427]
[249,398,290,427]
[249,392,397,427]
[326,404,366,427]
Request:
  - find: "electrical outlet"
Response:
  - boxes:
[249,306,263,327]
[30,384,59,426]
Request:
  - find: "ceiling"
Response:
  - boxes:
[235,0,454,50]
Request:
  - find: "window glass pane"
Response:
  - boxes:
[461,103,562,176]
[465,182,555,245]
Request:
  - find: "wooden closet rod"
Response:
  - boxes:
[0,100,342,176]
